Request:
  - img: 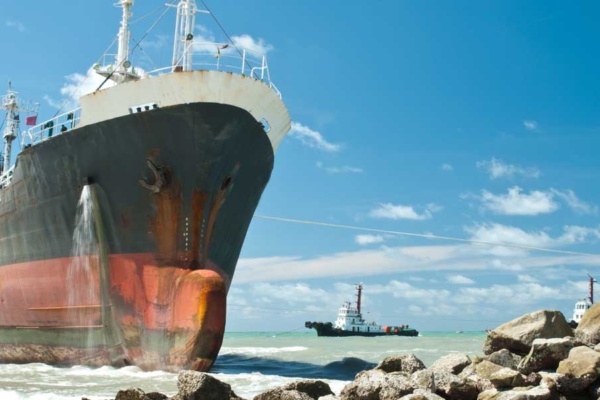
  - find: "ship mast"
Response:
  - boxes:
[355,283,363,314]
[1,83,37,174]
[589,274,596,304]
[171,0,200,72]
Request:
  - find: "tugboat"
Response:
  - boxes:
[570,275,596,326]
[305,284,418,337]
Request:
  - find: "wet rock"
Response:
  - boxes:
[339,369,414,400]
[429,353,471,375]
[176,370,242,400]
[429,371,478,400]
[375,354,426,375]
[484,310,574,356]
[487,349,522,370]
[518,337,574,374]
[555,346,600,394]
[255,380,334,400]
[575,303,600,345]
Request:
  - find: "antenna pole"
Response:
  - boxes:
[589,274,596,304]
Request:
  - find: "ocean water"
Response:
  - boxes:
[0,331,486,400]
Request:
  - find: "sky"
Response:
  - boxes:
[2,1,600,332]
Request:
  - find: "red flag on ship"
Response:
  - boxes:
[25,115,37,126]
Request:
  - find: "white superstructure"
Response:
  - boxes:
[572,298,591,324]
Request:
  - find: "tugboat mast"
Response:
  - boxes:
[589,274,596,304]
[356,283,363,314]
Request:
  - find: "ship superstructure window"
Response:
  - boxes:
[129,102,159,114]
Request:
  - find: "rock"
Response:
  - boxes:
[339,369,414,400]
[255,390,313,400]
[255,380,334,400]
[518,337,574,374]
[115,388,151,400]
[429,371,478,400]
[575,302,600,345]
[411,369,435,391]
[429,353,471,375]
[555,346,600,394]
[474,360,504,379]
[399,389,444,399]
[375,354,426,375]
[477,385,553,400]
[176,370,242,400]
[483,310,574,355]
[488,367,526,388]
[487,349,522,370]
[146,393,168,400]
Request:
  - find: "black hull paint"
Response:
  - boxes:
[305,322,419,337]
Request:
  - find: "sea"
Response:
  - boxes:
[0,330,486,400]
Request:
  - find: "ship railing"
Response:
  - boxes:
[0,165,15,189]
[20,108,81,149]
[148,42,282,99]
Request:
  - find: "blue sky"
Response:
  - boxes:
[2,1,600,332]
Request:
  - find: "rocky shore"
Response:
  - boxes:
[97,304,600,400]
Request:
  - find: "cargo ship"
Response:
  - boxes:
[305,284,419,337]
[0,0,290,371]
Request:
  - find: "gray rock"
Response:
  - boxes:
[518,337,574,374]
[575,302,600,346]
[487,349,522,370]
[339,369,415,400]
[483,310,574,355]
[255,390,313,400]
[429,371,478,400]
[375,354,426,375]
[474,360,504,380]
[429,353,471,375]
[488,367,526,388]
[255,380,334,400]
[176,370,242,400]
[555,346,600,394]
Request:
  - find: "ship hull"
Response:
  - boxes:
[0,101,275,370]
[305,322,419,337]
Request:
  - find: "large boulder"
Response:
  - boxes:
[176,370,243,400]
[429,371,478,400]
[375,354,426,375]
[483,310,573,355]
[428,353,471,375]
[487,367,526,388]
[255,380,334,400]
[340,369,414,400]
[477,385,553,400]
[575,302,600,345]
[555,346,600,394]
[517,337,574,374]
[399,389,444,399]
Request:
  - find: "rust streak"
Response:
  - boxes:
[190,190,208,266]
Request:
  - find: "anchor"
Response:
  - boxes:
[139,159,167,193]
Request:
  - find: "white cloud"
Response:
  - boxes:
[369,203,441,221]
[290,122,340,152]
[517,274,538,283]
[6,20,25,32]
[231,34,274,55]
[355,234,385,245]
[442,163,453,171]
[477,158,540,180]
[524,120,538,131]
[45,67,117,110]
[466,223,600,250]
[447,274,475,285]
[316,162,363,174]
[479,186,558,216]
[142,34,169,50]
[551,189,597,214]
